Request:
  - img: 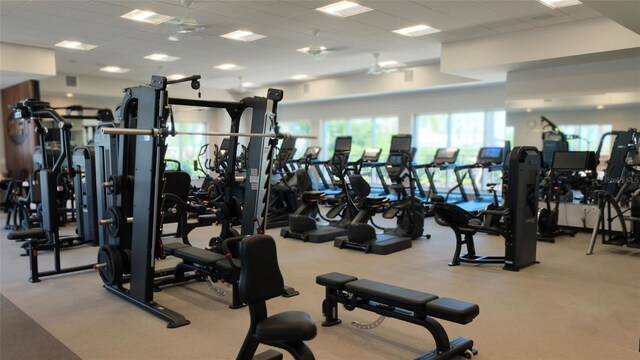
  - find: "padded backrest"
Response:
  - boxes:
[349,174,371,199]
[164,170,191,200]
[296,169,313,193]
[239,235,285,303]
[431,203,474,227]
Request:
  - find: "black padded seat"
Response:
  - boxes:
[7,228,46,240]
[345,279,437,314]
[365,196,388,206]
[163,242,190,255]
[173,246,225,267]
[316,272,358,290]
[425,297,479,325]
[302,191,325,202]
[255,311,317,342]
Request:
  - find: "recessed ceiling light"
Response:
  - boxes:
[214,63,244,70]
[316,1,372,18]
[597,104,605,110]
[220,30,266,42]
[166,74,186,80]
[55,40,97,51]
[242,82,257,88]
[121,9,174,24]
[66,93,74,98]
[393,24,441,37]
[100,66,129,74]
[526,108,533,113]
[537,0,582,9]
[291,74,316,80]
[144,53,180,62]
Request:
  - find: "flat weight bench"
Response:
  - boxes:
[316,272,479,360]
[156,244,245,309]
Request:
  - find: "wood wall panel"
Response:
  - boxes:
[1,80,40,178]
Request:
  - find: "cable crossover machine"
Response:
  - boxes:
[92,75,313,327]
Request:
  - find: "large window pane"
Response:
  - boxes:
[278,120,311,158]
[166,122,207,178]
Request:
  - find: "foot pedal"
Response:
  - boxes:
[282,285,299,297]
[253,349,283,360]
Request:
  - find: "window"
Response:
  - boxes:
[321,116,399,185]
[278,120,311,159]
[322,116,399,162]
[165,122,207,178]
[413,110,508,194]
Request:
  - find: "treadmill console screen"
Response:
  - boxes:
[280,138,296,151]
[551,151,596,172]
[335,136,352,152]
[303,147,320,160]
[390,135,412,152]
[434,147,458,164]
[362,148,381,162]
[477,147,503,165]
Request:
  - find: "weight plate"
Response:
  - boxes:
[97,244,123,286]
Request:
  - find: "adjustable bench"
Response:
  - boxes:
[156,243,244,309]
[317,272,479,360]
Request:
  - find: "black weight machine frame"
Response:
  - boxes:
[8,100,97,282]
[93,75,286,327]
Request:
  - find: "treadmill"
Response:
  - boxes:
[446,147,504,212]
[415,147,459,200]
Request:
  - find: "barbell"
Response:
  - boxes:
[100,127,316,139]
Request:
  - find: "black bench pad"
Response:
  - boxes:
[163,242,190,255]
[425,297,479,325]
[7,228,46,240]
[316,272,358,290]
[173,246,225,267]
[345,279,438,315]
[197,214,217,223]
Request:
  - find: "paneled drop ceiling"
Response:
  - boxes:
[0,0,604,90]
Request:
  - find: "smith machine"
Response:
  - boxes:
[92,75,309,327]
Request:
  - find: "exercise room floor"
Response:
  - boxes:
[1,213,638,360]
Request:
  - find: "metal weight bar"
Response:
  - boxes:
[100,127,316,139]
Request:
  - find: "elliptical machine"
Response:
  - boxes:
[334,134,427,255]
[280,136,356,243]
[537,151,596,242]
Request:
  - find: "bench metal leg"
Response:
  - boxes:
[28,240,40,283]
[321,288,341,326]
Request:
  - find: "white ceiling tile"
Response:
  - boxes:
[370,1,470,30]
[475,0,550,18]
[448,25,498,39]
[558,4,603,20]
[87,2,134,16]
[518,11,574,27]
[484,19,535,32]
[21,1,80,16]
[349,10,409,31]
[422,0,512,24]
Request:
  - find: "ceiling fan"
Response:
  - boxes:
[367,53,399,75]
[298,30,344,58]
[166,0,211,41]
[231,77,259,94]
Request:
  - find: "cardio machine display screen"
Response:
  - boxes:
[434,148,458,163]
[335,137,352,152]
[280,138,296,150]
[304,147,320,159]
[479,147,503,162]
[551,151,596,171]
[390,135,412,152]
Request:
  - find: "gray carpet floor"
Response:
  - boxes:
[1,213,639,359]
[1,294,80,360]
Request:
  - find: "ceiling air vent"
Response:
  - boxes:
[404,69,414,82]
[65,75,78,88]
